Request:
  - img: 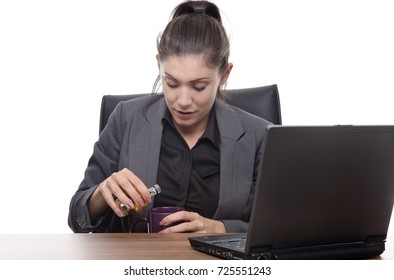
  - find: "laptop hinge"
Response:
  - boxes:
[366,235,386,243]
[248,239,386,260]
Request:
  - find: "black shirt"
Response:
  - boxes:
[154,108,220,218]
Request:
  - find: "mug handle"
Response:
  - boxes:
[129,218,148,233]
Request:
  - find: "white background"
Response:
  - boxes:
[0,0,393,234]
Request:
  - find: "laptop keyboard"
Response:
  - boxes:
[208,236,246,252]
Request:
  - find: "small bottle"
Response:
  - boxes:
[116,184,161,216]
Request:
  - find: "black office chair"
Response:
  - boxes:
[99,84,281,134]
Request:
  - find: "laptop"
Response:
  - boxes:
[189,125,394,259]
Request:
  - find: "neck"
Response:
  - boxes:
[174,120,208,149]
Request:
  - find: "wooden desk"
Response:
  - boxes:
[0,233,218,260]
[0,233,393,260]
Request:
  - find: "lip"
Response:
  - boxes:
[174,109,194,120]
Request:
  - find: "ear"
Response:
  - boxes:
[220,63,233,85]
[156,54,161,70]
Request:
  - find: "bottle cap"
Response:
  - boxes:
[153,184,161,194]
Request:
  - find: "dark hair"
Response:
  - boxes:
[153,0,230,99]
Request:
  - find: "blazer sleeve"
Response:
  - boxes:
[68,102,127,233]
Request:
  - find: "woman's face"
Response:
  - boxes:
[159,55,232,135]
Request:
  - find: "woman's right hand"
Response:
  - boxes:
[88,168,151,220]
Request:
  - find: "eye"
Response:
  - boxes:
[193,86,206,92]
[167,83,178,89]
[192,83,208,92]
[165,79,178,88]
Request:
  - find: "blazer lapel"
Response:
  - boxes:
[214,99,257,219]
[128,96,166,190]
[125,96,166,222]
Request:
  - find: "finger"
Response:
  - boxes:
[99,182,127,217]
[160,211,202,231]
[159,211,188,227]
[105,175,136,211]
[160,222,187,233]
[160,218,202,233]
[111,170,145,207]
[121,168,152,203]
[159,213,193,233]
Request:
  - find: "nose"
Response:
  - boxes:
[177,87,193,108]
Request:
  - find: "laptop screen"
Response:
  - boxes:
[246,125,394,252]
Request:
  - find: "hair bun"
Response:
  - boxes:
[172,1,222,23]
[194,8,205,13]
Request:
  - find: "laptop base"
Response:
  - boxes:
[189,234,386,260]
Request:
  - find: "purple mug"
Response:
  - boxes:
[131,206,184,233]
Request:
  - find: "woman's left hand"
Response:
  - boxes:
[159,211,226,233]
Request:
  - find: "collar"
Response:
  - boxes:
[162,106,220,149]
[145,96,245,141]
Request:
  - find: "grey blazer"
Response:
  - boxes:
[68,95,270,233]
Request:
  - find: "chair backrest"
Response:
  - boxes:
[99,84,281,134]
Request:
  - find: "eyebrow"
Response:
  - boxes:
[164,72,211,83]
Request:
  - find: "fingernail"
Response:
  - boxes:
[117,209,125,217]
[137,199,145,207]
[145,195,152,204]
[127,201,134,210]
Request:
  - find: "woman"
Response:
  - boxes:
[68,0,270,233]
